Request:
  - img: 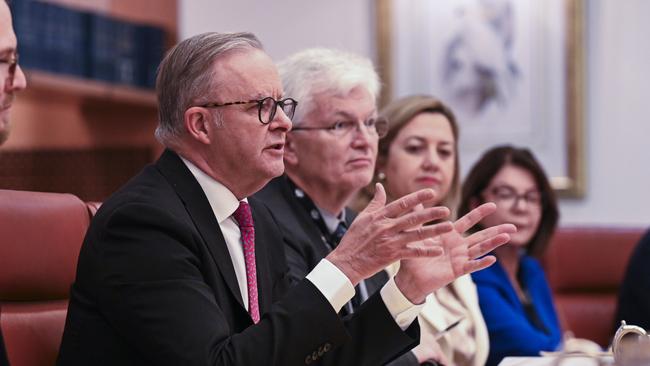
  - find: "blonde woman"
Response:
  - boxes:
[355,95,489,366]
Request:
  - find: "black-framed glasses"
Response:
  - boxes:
[198,97,298,125]
[291,116,389,138]
[489,185,542,209]
[0,53,19,89]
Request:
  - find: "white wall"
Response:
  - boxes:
[180,0,650,228]
[179,0,374,61]
[559,0,650,227]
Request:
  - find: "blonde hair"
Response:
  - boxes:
[352,95,460,217]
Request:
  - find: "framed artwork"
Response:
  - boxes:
[376,0,585,197]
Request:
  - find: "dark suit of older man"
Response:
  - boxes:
[57,150,419,366]
[256,176,388,295]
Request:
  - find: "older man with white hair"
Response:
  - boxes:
[254,48,511,365]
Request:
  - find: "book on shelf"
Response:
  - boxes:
[10,0,165,90]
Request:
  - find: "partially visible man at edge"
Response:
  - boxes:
[0,0,27,145]
[254,48,440,364]
[57,32,515,366]
[0,0,28,364]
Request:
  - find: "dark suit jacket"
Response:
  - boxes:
[254,176,387,292]
[57,150,418,366]
[255,176,419,366]
[0,330,8,366]
[616,228,650,330]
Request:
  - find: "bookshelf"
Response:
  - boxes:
[0,0,177,200]
[26,70,158,107]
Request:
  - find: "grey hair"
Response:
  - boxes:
[155,32,263,146]
[278,48,381,126]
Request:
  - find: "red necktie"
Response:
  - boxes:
[233,201,260,323]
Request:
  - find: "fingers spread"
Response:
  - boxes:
[462,255,497,275]
[466,223,517,247]
[398,221,455,243]
[381,188,437,218]
[364,183,388,213]
[467,233,512,259]
[388,206,451,234]
[402,239,444,259]
[454,202,497,233]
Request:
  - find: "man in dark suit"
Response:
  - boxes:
[254,48,440,364]
[255,49,388,294]
[57,32,514,366]
[255,48,431,365]
[1,1,28,364]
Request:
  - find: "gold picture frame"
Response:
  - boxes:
[376,0,585,197]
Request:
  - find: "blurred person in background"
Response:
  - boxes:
[616,228,650,330]
[1,0,27,145]
[458,145,561,366]
[1,0,28,364]
[355,95,489,366]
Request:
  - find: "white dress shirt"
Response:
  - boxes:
[181,158,422,329]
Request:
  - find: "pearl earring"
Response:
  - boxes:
[377,172,386,181]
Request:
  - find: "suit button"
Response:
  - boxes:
[323,342,331,352]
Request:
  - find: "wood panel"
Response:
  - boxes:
[1,0,175,193]
[0,148,153,201]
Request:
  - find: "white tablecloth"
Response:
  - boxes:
[498,356,615,365]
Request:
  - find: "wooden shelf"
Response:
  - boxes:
[4,0,174,177]
[24,70,158,107]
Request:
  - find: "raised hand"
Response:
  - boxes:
[395,203,516,304]
[326,184,454,286]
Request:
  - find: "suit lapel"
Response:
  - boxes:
[276,177,331,258]
[155,150,245,309]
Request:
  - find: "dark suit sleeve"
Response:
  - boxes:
[384,351,419,366]
[316,293,420,366]
[0,330,8,366]
[284,237,313,285]
[616,230,650,330]
[85,203,350,366]
[257,200,420,366]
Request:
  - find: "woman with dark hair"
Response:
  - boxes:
[459,145,561,366]
[355,95,490,366]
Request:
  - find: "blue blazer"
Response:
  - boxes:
[472,255,561,366]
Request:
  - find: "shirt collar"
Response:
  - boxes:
[316,205,347,234]
[180,157,247,224]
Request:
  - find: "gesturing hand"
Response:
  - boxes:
[326,184,454,286]
[395,203,516,304]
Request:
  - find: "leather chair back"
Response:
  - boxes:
[0,189,90,366]
[542,227,644,347]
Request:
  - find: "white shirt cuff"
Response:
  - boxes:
[306,259,355,312]
[380,275,424,331]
